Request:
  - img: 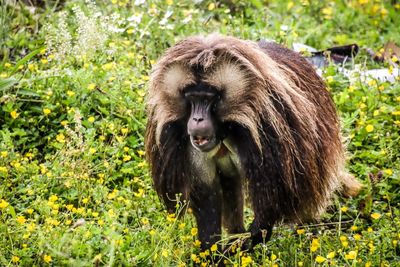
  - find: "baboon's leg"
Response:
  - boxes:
[190,181,223,250]
[220,174,245,234]
[340,172,362,197]
[247,177,275,248]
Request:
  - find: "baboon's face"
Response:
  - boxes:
[184,83,221,152]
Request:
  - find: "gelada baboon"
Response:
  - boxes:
[145,35,361,251]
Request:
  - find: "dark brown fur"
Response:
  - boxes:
[145,35,361,250]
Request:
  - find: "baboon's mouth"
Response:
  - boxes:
[190,135,218,152]
[193,136,210,146]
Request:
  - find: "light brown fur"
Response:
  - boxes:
[146,35,361,244]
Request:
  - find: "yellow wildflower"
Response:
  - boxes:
[311,238,320,252]
[327,251,335,259]
[121,128,129,134]
[49,195,58,202]
[322,7,333,19]
[10,110,19,119]
[43,254,52,263]
[133,188,144,198]
[326,76,334,84]
[191,254,199,262]
[371,213,381,220]
[56,133,65,143]
[27,223,36,231]
[102,63,114,70]
[0,166,7,174]
[66,90,75,97]
[161,249,168,257]
[368,241,375,252]
[28,63,35,71]
[367,79,377,87]
[345,250,357,260]
[87,83,96,90]
[315,255,326,263]
[365,125,374,132]
[0,199,9,209]
[43,108,51,115]
[141,217,149,225]
[193,239,201,247]
[241,255,253,266]
[191,227,198,236]
[12,256,20,263]
[16,216,27,224]
[297,228,305,234]
[108,189,118,200]
[208,2,215,10]
[384,169,393,176]
[88,116,95,123]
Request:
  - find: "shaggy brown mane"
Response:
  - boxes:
[145,34,361,236]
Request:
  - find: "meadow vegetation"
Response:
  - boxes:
[0,0,399,266]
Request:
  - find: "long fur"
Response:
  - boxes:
[145,35,360,222]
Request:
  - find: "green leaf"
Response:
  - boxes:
[98,106,110,115]
[0,77,18,92]
[16,89,40,97]
[249,0,263,9]
[10,47,43,75]
[7,205,16,219]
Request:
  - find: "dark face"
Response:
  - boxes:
[184,84,221,152]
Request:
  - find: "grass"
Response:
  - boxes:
[0,0,399,266]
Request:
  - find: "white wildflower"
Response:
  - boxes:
[44,11,72,61]
[134,0,145,5]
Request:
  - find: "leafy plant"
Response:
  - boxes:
[0,0,399,266]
